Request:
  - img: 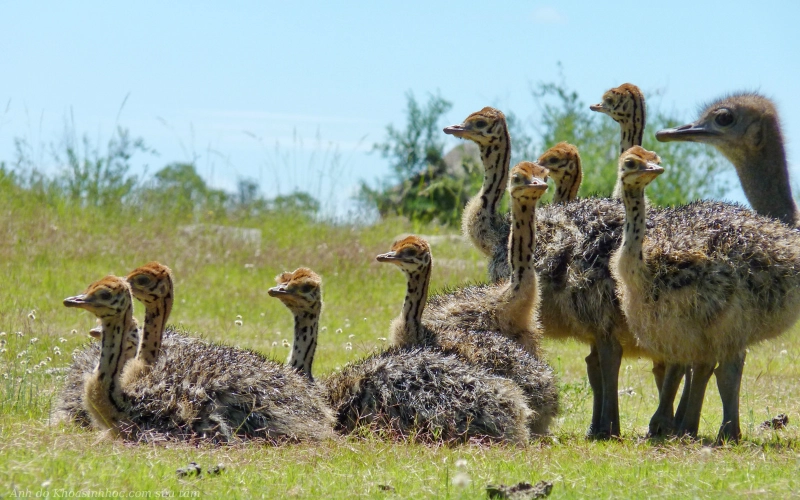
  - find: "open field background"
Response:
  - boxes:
[2,193,800,499]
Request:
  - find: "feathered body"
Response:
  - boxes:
[324,346,531,444]
[614,182,800,364]
[57,325,335,442]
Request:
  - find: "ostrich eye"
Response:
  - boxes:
[623,159,635,169]
[300,284,314,294]
[604,96,614,105]
[714,109,734,127]
[549,157,558,164]
[475,120,488,128]
[99,290,112,301]
[134,275,150,286]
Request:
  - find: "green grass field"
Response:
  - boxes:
[2,194,799,499]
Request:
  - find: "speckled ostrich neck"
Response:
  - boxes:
[96,307,134,412]
[464,125,511,255]
[398,259,432,345]
[289,305,320,381]
[612,95,645,199]
[553,161,582,204]
[502,194,539,311]
[136,290,172,366]
[620,183,649,269]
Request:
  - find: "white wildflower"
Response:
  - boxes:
[452,472,471,488]
[234,320,243,327]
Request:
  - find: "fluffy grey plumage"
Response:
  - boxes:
[54,327,335,442]
[324,346,531,444]
[490,196,800,357]
[122,330,335,442]
[433,327,558,436]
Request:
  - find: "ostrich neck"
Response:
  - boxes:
[554,167,582,203]
[398,264,432,346]
[463,130,511,255]
[96,308,134,411]
[289,307,320,381]
[729,133,798,226]
[613,102,645,198]
[500,197,539,318]
[620,184,649,272]
[136,295,171,366]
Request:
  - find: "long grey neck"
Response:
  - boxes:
[464,127,511,255]
[97,308,133,412]
[399,263,432,345]
[289,306,320,381]
[726,124,798,226]
[620,184,648,264]
[503,197,539,306]
[136,296,171,366]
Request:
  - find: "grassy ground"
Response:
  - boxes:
[2,194,799,498]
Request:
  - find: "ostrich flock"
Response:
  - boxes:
[55,84,800,447]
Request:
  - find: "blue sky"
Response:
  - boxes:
[2,1,798,216]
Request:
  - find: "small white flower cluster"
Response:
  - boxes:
[452,458,470,488]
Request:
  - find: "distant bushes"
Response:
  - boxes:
[1,126,320,223]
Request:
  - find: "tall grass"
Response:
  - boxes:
[2,181,800,497]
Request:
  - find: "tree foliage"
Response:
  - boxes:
[358,91,481,226]
[5,124,321,222]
